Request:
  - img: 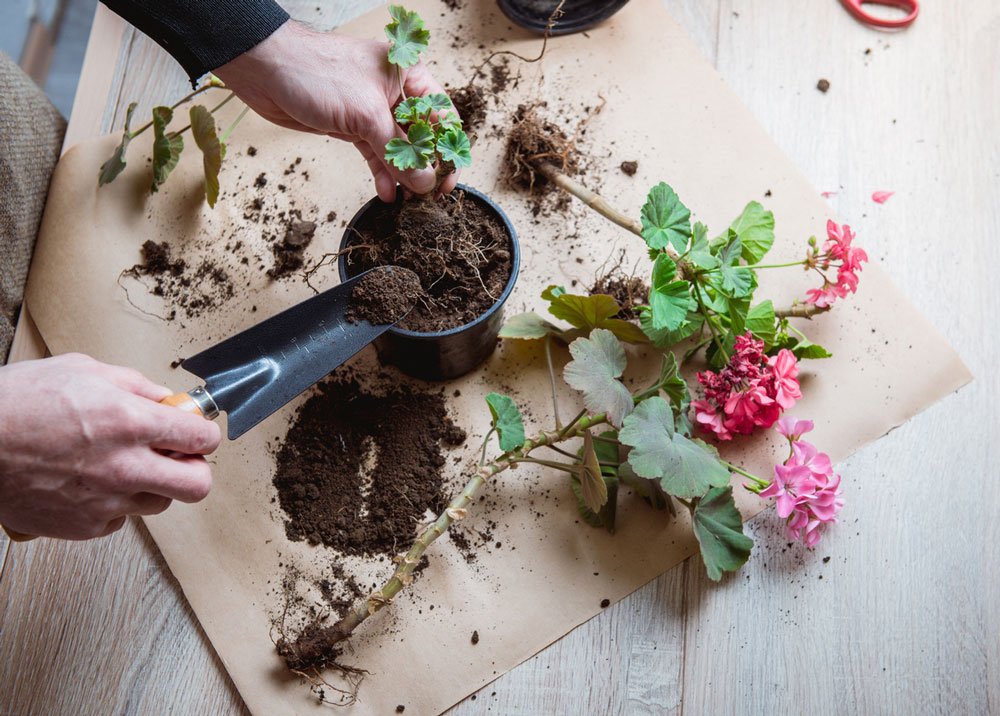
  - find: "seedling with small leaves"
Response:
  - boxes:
[383,6,471,184]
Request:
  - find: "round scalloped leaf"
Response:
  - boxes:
[384,121,435,170]
[385,5,429,68]
[436,128,472,169]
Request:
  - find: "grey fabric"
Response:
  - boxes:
[0,53,66,364]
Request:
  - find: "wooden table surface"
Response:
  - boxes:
[2,1,998,714]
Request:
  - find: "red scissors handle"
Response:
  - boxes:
[840,0,919,29]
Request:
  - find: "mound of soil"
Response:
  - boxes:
[343,190,512,332]
[345,267,421,325]
[448,83,488,137]
[271,376,466,557]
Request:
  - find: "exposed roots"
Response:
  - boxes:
[503,102,581,192]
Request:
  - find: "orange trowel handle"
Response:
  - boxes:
[1,386,219,542]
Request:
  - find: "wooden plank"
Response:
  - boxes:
[677,0,1000,713]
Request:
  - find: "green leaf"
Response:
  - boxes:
[151,106,183,193]
[563,329,633,428]
[544,291,648,344]
[745,300,776,347]
[792,338,833,360]
[189,105,226,208]
[717,237,754,298]
[499,312,561,340]
[384,121,435,170]
[542,285,567,301]
[640,308,703,349]
[656,352,690,417]
[547,293,619,328]
[688,222,719,269]
[424,92,453,114]
[650,254,695,331]
[576,430,608,513]
[640,182,692,252]
[394,97,425,125]
[572,468,618,531]
[436,128,472,168]
[98,102,137,186]
[484,392,525,452]
[693,486,753,581]
[729,201,775,263]
[385,5,429,68]
[619,397,730,498]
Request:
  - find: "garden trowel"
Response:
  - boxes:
[160,265,411,440]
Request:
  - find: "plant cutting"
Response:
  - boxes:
[97,77,248,207]
[274,182,866,686]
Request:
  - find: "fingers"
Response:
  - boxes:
[130,451,214,504]
[356,109,437,197]
[352,141,399,202]
[125,492,173,516]
[438,169,460,195]
[143,400,222,455]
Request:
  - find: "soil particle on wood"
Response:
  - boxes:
[344,190,512,332]
[471,630,480,645]
[620,160,638,176]
[600,598,610,608]
[268,219,316,279]
[817,78,831,93]
[345,267,421,325]
[271,374,466,557]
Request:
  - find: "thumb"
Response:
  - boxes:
[362,110,437,196]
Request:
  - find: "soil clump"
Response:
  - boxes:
[345,267,421,325]
[127,240,235,319]
[590,271,649,321]
[448,83,488,137]
[268,219,316,280]
[271,375,466,557]
[344,189,512,332]
[620,160,638,176]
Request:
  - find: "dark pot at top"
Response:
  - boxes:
[338,184,520,381]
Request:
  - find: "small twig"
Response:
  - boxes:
[775,303,829,319]
[544,335,562,429]
[469,0,566,80]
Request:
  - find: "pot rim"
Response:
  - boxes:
[338,184,520,339]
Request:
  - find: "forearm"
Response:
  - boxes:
[99,0,290,85]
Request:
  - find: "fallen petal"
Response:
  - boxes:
[872,190,894,204]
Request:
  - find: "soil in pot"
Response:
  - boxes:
[345,267,422,325]
[344,189,513,333]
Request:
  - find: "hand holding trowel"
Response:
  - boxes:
[2,266,418,541]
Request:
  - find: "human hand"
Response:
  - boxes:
[215,20,460,202]
[0,354,221,540]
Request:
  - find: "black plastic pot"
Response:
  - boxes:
[496,0,631,34]
[338,184,520,381]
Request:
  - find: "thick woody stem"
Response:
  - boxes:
[327,412,610,641]
[774,304,829,319]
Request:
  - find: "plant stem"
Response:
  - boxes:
[544,336,563,429]
[169,92,237,136]
[219,105,251,143]
[324,412,610,643]
[542,443,579,460]
[126,83,221,138]
[722,460,769,487]
[774,303,828,320]
[478,427,496,467]
[747,260,808,270]
[510,457,579,474]
[535,162,681,263]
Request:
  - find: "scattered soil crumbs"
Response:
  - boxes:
[620,160,638,176]
[448,83,488,137]
[271,375,466,557]
[345,267,421,325]
[125,240,234,319]
[590,270,649,321]
[268,219,316,279]
[343,190,513,332]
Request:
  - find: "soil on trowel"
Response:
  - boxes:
[271,375,466,557]
[343,189,512,332]
[268,219,316,279]
[345,266,421,325]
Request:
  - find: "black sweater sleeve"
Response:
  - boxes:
[99,0,290,84]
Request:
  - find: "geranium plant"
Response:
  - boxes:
[277,182,866,674]
[382,6,471,184]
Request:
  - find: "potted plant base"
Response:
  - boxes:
[339,185,520,380]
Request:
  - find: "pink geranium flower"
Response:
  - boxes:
[692,334,800,440]
[803,221,868,308]
[759,419,844,548]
